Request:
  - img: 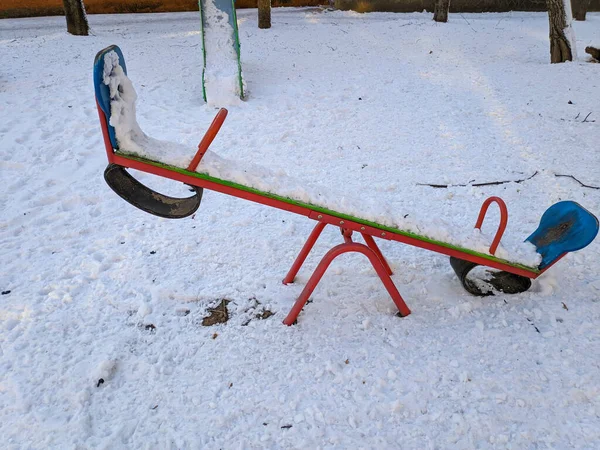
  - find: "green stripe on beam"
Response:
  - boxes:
[117,152,540,274]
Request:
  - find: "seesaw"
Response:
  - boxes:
[94,45,599,325]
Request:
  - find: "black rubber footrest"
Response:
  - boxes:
[104,163,202,219]
[449,256,532,296]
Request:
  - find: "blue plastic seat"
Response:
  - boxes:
[93,45,127,150]
[527,201,599,269]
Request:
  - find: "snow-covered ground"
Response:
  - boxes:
[1,8,599,449]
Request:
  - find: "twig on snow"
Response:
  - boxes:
[460,14,477,32]
[418,171,538,189]
[582,112,595,123]
[472,171,538,186]
[555,174,600,190]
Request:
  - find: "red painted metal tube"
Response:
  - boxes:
[283,224,394,285]
[342,228,353,244]
[361,233,393,276]
[283,222,327,285]
[282,241,411,325]
[475,196,508,256]
[97,100,115,164]
[187,108,228,171]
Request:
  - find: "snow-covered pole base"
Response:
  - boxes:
[200,0,245,107]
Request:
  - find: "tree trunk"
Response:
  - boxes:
[258,0,271,29]
[433,0,450,23]
[547,0,575,63]
[571,0,590,20]
[63,0,89,36]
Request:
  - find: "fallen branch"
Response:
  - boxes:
[582,112,595,123]
[555,174,600,190]
[472,171,538,186]
[418,171,538,189]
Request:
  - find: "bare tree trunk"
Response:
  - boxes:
[547,0,574,63]
[258,0,271,29]
[571,0,591,20]
[433,0,450,23]
[63,0,89,36]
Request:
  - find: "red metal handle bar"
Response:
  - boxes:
[187,108,228,171]
[474,196,508,256]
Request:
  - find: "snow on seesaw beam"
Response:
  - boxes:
[103,51,542,267]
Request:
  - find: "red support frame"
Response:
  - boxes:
[283,222,327,285]
[361,233,393,275]
[282,227,411,325]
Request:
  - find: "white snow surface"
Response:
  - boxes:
[104,49,541,266]
[202,0,244,106]
[1,9,600,449]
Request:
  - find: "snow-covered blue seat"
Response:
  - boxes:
[526,200,598,270]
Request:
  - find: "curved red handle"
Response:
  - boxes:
[475,196,508,255]
[187,108,228,171]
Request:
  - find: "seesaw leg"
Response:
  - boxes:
[361,233,393,276]
[283,240,411,326]
[283,222,327,285]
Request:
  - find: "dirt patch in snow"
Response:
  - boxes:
[202,299,230,326]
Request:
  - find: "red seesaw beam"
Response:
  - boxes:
[99,107,544,279]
